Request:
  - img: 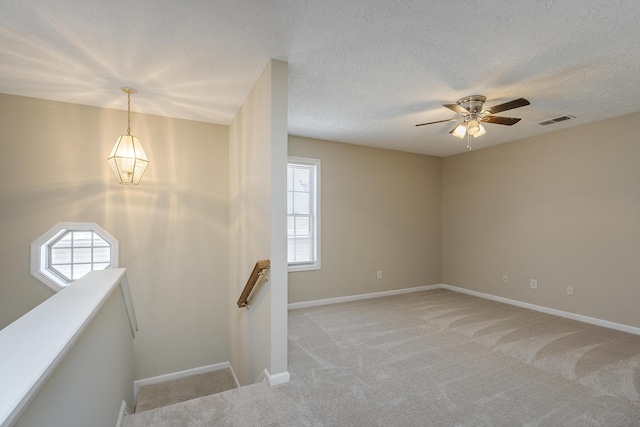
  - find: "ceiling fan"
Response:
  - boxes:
[416,95,530,150]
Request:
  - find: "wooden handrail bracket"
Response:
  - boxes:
[237,259,270,308]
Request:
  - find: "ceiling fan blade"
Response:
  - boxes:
[415,118,457,127]
[481,116,521,125]
[482,98,530,114]
[443,103,469,114]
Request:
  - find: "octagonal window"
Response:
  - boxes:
[31,223,118,292]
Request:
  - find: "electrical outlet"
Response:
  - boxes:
[566,285,574,296]
[503,275,508,284]
[377,270,383,279]
[530,279,538,289]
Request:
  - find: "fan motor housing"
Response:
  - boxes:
[457,95,486,114]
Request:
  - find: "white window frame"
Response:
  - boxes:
[30,222,119,292]
[287,156,321,272]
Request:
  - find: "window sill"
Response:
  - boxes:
[288,263,320,273]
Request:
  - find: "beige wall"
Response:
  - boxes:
[288,136,443,303]
[229,60,289,385]
[442,113,640,328]
[15,285,133,427]
[0,94,230,379]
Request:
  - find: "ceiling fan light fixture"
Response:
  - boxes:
[451,123,467,139]
[467,119,481,136]
[473,123,486,138]
[416,95,529,150]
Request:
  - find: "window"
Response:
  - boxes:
[30,223,118,292]
[287,157,320,271]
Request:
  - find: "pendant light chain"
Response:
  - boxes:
[127,91,131,135]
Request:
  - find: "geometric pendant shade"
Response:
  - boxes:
[107,87,149,185]
[108,133,149,185]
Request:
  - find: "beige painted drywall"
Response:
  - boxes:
[14,285,133,427]
[288,136,443,303]
[229,60,289,385]
[0,94,230,379]
[442,113,640,328]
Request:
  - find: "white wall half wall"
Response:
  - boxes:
[1,270,136,427]
[229,59,289,385]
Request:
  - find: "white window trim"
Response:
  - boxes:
[30,222,119,292]
[288,156,321,272]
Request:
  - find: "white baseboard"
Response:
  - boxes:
[227,362,241,389]
[255,368,291,387]
[268,371,291,386]
[115,400,127,427]
[255,368,269,384]
[287,283,639,336]
[288,284,442,310]
[441,284,640,336]
[134,362,231,404]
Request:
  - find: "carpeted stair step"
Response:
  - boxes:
[124,382,273,427]
[134,368,238,413]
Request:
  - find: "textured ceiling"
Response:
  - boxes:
[1,0,639,157]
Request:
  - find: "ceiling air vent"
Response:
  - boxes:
[538,115,576,126]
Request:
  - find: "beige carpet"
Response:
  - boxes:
[126,289,640,426]
[135,368,238,413]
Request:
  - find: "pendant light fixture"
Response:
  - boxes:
[108,87,149,185]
